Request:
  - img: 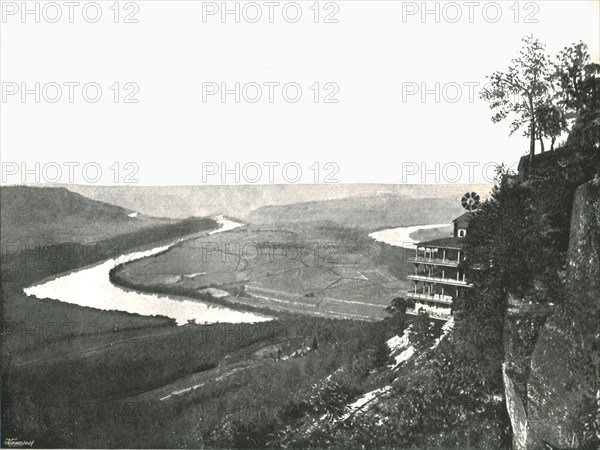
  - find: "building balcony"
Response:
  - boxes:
[407,274,473,287]
[407,292,454,305]
[408,256,460,267]
[406,307,452,321]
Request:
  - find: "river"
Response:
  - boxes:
[368,223,450,248]
[23,216,272,325]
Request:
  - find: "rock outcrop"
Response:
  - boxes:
[503,363,538,450]
[518,179,600,448]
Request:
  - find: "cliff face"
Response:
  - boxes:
[517,147,600,183]
[503,363,537,450]
[508,179,600,448]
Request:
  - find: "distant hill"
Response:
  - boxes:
[246,194,467,229]
[61,183,493,219]
[0,186,175,251]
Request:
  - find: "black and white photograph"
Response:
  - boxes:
[1,1,599,448]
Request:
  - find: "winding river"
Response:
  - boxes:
[24,216,272,325]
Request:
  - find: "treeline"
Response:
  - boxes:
[2,217,218,289]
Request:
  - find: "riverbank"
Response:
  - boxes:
[2,216,219,355]
[22,217,272,326]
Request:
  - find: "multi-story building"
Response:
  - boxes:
[406,212,474,321]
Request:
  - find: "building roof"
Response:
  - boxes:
[417,236,470,250]
[453,211,475,226]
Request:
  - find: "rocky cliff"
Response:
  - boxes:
[505,178,600,448]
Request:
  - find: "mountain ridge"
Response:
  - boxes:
[246,193,469,229]
[0,185,175,250]
[49,183,494,219]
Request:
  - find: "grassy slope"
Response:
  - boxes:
[4,316,389,448]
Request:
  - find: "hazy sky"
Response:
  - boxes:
[1,0,599,186]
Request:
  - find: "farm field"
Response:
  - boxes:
[114,223,409,320]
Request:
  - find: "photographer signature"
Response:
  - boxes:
[3,438,34,448]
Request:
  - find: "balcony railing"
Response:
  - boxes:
[407,292,454,304]
[408,256,460,267]
[406,308,452,321]
[407,274,473,287]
